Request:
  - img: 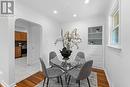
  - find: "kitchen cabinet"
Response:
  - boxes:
[15,46,22,58]
[20,32,27,41]
[15,32,21,41]
[15,32,27,41]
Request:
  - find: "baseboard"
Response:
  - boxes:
[1,81,16,87]
[104,68,114,87]
[92,66,104,70]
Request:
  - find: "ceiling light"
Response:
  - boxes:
[73,14,77,17]
[53,10,58,14]
[84,0,90,4]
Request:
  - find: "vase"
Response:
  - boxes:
[60,47,72,60]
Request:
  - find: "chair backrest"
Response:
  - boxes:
[76,52,85,58]
[75,52,85,63]
[77,60,93,80]
[39,58,48,78]
[49,51,57,66]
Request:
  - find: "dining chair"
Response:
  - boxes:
[40,58,64,87]
[67,60,93,87]
[73,52,86,67]
[49,51,57,67]
[76,52,85,59]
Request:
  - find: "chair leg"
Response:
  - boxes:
[46,78,49,87]
[43,77,46,87]
[87,77,91,87]
[78,80,80,87]
[57,77,60,83]
[67,75,71,87]
[65,74,67,82]
[60,76,63,87]
[76,80,80,87]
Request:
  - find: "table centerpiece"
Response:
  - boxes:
[55,28,82,60]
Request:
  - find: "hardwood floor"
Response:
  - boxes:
[0,84,3,87]
[92,68,109,87]
[16,72,44,87]
[16,68,109,87]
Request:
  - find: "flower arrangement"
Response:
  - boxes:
[55,28,82,50]
[54,28,82,60]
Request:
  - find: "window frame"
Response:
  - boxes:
[108,0,121,49]
[111,9,119,45]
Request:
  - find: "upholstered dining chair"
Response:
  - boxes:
[76,52,85,59]
[75,52,85,62]
[49,51,57,67]
[67,60,93,87]
[72,52,86,67]
[40,58,64,87]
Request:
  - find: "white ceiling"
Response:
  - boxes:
[18,0,113,23]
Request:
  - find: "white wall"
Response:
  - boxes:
[61,16,106,69]
[27,24,41,65]
[105,0,130,87]
[0,17,15,86]
[15,1,62,67]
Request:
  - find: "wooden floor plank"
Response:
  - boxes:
[0,84,3,87]
[16,68,110,87]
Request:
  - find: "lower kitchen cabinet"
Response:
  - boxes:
[15,46,22,58]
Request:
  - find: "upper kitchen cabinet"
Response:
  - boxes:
[20,32,27,41]
[15,31,27,41]
[15,32,21,41]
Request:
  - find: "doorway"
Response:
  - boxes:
[15,18,42,82]
[15,31,27,58]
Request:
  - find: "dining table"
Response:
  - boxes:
[50,57,80,85]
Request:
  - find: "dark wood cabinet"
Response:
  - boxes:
[15,32,21,41]
[15,32,27,41]
[15,31,27,58]
[15,46,22,58]
[20,32,27,41]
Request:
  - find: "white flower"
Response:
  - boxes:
[55,28,82,50]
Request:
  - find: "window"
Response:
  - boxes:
[109,0,120,48]
[112,10,119,45]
